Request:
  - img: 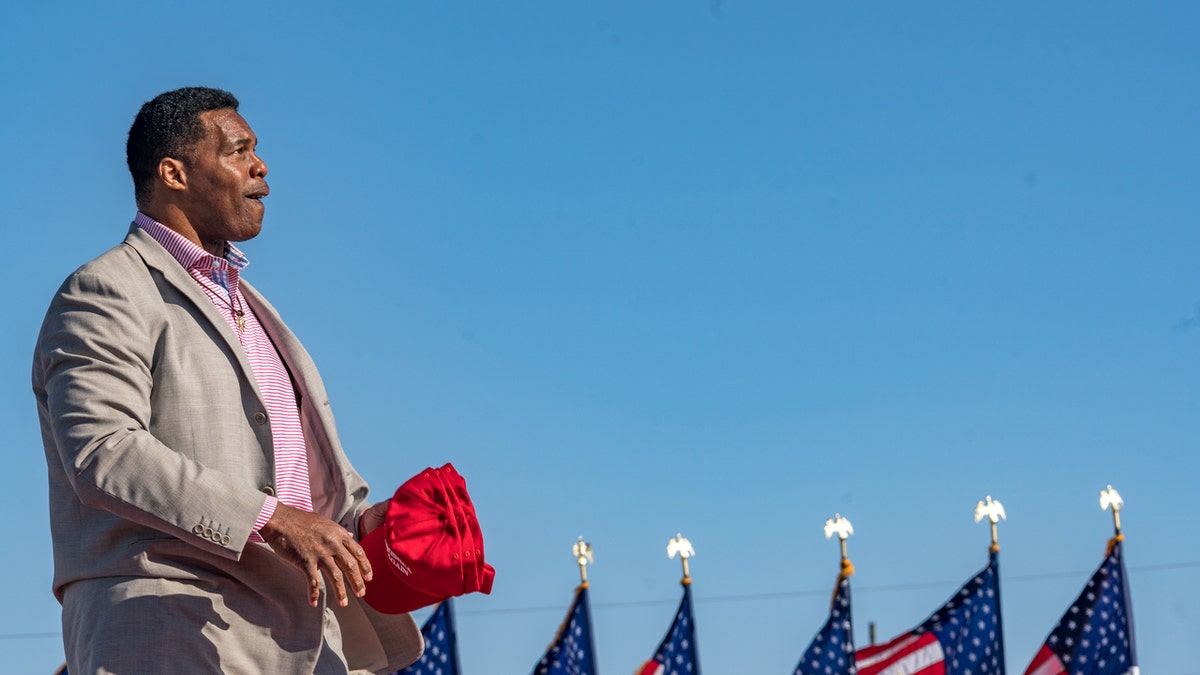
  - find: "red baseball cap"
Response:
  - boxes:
[360,463,496,614]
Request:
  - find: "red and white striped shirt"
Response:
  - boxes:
[135,212,313,538]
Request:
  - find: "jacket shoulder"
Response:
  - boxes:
[65,238,147,282]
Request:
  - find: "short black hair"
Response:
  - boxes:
[126,86,240,202]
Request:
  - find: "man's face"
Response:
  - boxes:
[180,108,270,249]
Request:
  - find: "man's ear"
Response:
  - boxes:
[157,157,188,192]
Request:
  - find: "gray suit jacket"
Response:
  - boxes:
[33,225,421,674]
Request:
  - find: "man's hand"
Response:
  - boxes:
[260,504,374,608]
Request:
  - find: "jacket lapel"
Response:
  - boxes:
[240,279,349,519]
[123,225,265,404]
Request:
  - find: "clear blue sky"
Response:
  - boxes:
[2,2,1197,673]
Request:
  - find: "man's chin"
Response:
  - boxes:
[235,200,266,240]
[230,221,264,243]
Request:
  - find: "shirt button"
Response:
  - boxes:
[260,486,275,497]
[254,411,267,425]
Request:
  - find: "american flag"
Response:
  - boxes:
[636,583,702,675]
[532,585,598,675]
[795,575,856,675]
[1024,540,1138,675]
[856,551,1005,675]
[396,599,461,675]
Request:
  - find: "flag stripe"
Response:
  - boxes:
[857,634,944,675]
[1025,645,1066,675]
[856,635,924,670]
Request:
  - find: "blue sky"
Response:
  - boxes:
[2,2,1198,673]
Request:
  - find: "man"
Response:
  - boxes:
[32,87,421,674]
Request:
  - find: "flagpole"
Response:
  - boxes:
[532,538,599,675]
[1100,484,1123,535]
[1023,488,1137,675]
[973,495,1006,553]
[974,496,1007,675]
[793,516,856,675]
[1100,485,1138,669]
[573,536,593,588]
[1100,484,1125,553]
[667,533,695,586]
[823,513,854,580]
[642,533,701,675]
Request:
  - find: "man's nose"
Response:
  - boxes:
[251,153,268,177]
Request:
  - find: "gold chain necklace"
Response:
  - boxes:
[211,287,247,332]
[230,292,247,331]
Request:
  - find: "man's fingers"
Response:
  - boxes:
[330,549,361,601]
[307,563,322,608]
[343,534,373,585]
[333,544,368,598]
[322,554,350,607]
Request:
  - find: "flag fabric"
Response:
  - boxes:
[397,598,461,675]
[1024,539,1137,675]
[532,584,598,675]
[855,551,1005,675]
[636,583,701,675]
[795,574,856,675]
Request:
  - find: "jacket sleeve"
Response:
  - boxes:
[35,269,269,559]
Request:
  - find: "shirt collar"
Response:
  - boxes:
[134,211,250,272]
